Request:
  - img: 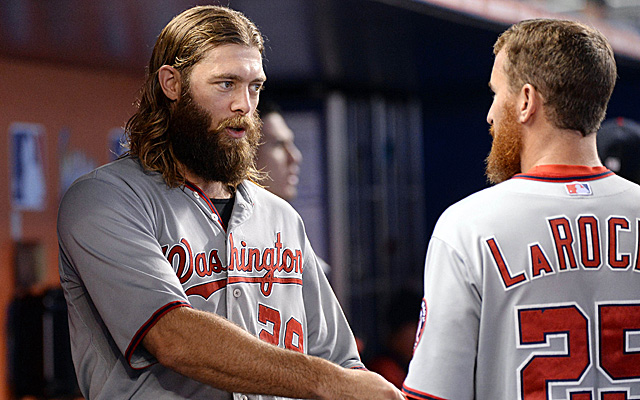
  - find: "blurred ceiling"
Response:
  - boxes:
[1,0,640,94]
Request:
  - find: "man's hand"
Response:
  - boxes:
[317,368,406,400]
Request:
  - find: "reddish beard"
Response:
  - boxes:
[167,91,262,188]
[485,100,523,184]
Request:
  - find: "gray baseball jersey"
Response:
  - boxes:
[403,165,640,400]
[57,156,363,400]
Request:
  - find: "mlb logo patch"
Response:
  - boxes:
[565,182,592,196]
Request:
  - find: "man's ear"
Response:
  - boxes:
[157,65,182,101]
[518,83,539,124]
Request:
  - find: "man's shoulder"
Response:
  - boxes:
[609,173,640,194]
[60,157,170,209]
[239,181,298,211]
[93,156,156,180]
[70,156,163,191]
[431,183,511,241]
[441,184,503,217]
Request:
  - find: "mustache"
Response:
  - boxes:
[215,113,262,133]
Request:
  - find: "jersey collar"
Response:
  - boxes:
[512,164,614,182]
[184,181,228,231]
[183,180,257,233]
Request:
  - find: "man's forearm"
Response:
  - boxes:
[143,307,404,399]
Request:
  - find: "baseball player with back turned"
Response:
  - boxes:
[57,5,404,400]
[403,19,640,400]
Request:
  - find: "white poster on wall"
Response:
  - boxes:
[10,122,46,211]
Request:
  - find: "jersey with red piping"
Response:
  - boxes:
[58,156,362,399]
[403,165,640,400]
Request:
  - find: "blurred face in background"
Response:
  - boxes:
[257,112,302,201]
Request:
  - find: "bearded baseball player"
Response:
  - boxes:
[403,19,640,400]
[57,6,404,400]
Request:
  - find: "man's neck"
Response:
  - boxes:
[184,170,234,199]
[520,125,602,173]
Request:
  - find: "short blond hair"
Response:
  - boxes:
[494,19,617,136]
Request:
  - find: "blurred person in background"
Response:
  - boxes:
[597,117,640,184]
[257,101,303,202]
[256,102,332,277]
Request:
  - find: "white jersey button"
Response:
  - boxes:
[239,395,248,400]
[193,192,200,199]
[233,288,242,298]
[212,214,219,221]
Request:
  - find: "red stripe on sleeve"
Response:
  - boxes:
[125,300,192,369]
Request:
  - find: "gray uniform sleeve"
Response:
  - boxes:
[301,240,363,369]
[403,236,481,399]
[58,174,191,369]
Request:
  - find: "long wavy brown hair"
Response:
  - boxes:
[124,5,265,187]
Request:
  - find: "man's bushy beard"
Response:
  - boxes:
[167,91,261,188]
[485,100,523,184]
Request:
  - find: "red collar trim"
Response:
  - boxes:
[185,181,226,232]
[512,165,614,182]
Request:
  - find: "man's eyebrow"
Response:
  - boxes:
[211,73,266,83]
[211,73,242,81]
